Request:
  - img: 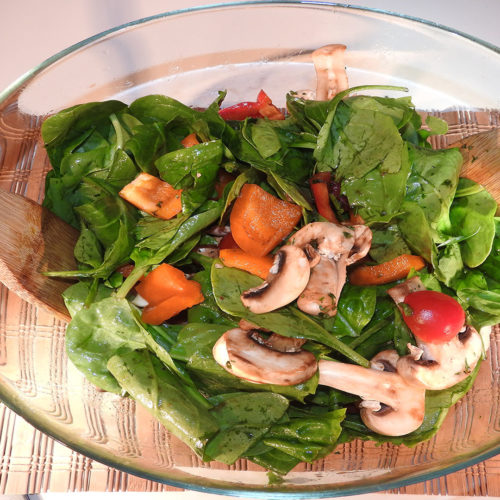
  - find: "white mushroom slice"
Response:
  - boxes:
[346,225,373,265]
[295,89,316,100]
[318,359,425,436]
[291,221,356,259]
[396,325,490,390]
[312,44,349,101]
[240,245,310,314]
[297,255,346,317]
[213,328,317,386]
[370,349,400,372]
[290,221,372,316]
[387,276,426,304]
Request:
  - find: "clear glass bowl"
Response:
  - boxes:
[0,2,499,497]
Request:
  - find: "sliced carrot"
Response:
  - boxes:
[119,172,182,220]
[141,282,204,325]
[135,263,193,307]
[349,254,426,286]
[230,184,302,257]
[219,248,273,280]
[181,133,200,148]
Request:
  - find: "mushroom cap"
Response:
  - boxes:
[240,245,310,314]
[360,391,425,436]
[291,222,356,259]
[396,325,489,390]
[213,328,317,386]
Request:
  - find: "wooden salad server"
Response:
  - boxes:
[0,189,78,322]
[0,128,498,323]
[449,127,500,211]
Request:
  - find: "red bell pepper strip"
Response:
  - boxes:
[309,172,339,223]
[219,101,262,121]
[219,90,285,121]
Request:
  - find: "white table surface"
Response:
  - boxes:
[0,1,499,499]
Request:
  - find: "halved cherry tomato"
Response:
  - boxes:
[401,290,465,344]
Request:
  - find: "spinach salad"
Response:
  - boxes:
[41,81,499,477]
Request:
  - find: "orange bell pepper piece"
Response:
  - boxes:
[181,133,200,148]
[135,263,204,324]
[141,282,204,325]
[219,248,273,280]
[349,254,426,286]
[230,184,302,257]
[135,263,192,306]
[119,173,182,220]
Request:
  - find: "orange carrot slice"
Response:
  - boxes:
[349,254,426,286]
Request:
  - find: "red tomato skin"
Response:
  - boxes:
[218,232,240,250]
[402,290,465,344]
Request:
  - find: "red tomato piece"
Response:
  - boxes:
[219,101,262,120]
[219,232,240,250]
[401,290,465,344]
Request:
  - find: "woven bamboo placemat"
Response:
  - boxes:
[0,109,498,495]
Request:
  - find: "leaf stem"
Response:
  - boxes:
[290,308,370,368]
[116,264,147,298]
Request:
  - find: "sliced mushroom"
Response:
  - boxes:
[290,221,372,317]
[388,277,491,390]
[237,319,306,352]
[241,245,310,314]
[387,276,426,304]
[297,256,344,316]
[213,329,426,436]
[312,44,349,101]
[318,359,425,436]
[346,225,373,265]
[370,349,400,373]
[396,325,491,390]
[212,328,317,385]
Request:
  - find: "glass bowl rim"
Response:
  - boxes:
[0,1,499,496]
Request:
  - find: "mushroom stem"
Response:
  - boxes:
[312,44,349,100]
[318,359,425,436]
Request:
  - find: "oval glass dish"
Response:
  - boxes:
[0,2,499,497]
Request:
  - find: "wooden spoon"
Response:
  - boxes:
[0,129,498,323]
[449,127,500,210]
[0,189,78,322]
